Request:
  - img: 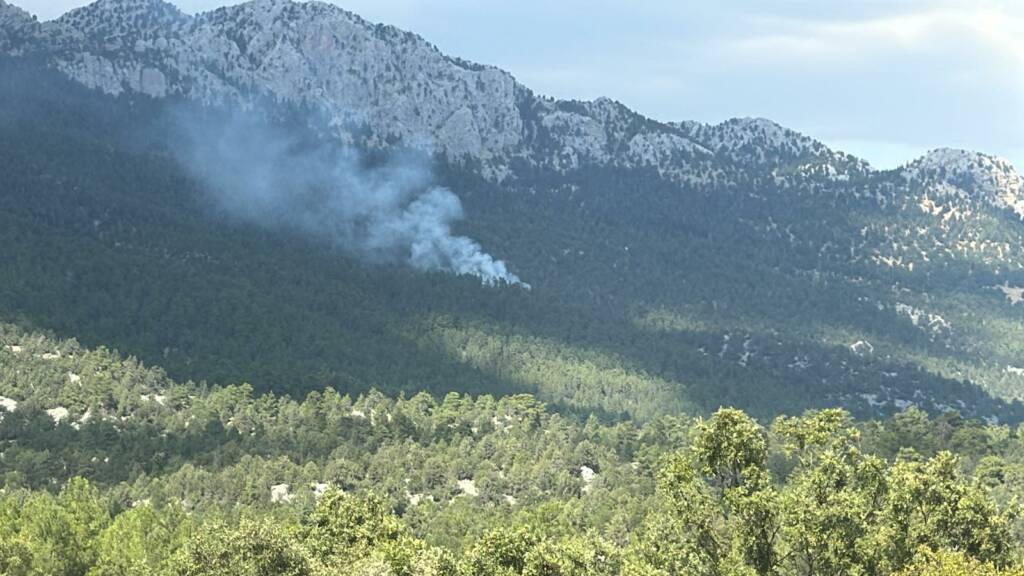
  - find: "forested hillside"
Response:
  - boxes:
[3,323,1024,574]
[0,53,1022,426]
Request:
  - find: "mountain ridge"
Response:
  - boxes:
[6,0,1017,190]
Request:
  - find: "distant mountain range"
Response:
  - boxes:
[2,0,1024,423]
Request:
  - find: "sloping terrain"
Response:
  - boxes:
[0,0,1023,423]
[2,320,1022,576]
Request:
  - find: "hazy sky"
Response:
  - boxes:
[18,0,1024,170]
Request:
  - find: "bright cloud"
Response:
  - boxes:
[733,7,1024,68]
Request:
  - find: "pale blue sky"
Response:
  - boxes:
[18,0,1024,170]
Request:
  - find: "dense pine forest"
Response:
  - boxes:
[3,322,1024,575]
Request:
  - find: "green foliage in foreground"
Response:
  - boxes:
[5,325,1024,574]
[3,408,1023,576]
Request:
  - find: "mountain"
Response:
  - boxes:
[4,0,865,184]
[1,0,1024,424]
[3,3,1024,573]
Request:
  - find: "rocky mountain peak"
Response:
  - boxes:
[680,117,836,161]
[202,0,326,26]
[0,0,31,21]
[0,0,38,51]
[4,0,523,159]
[672,117,870,183]
[55,0,187,48]
[904,148,1024,217]
[0,0,1013,194]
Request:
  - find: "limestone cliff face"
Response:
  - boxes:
[0,0,39,52]
[2,0,1019,197]
[903,148,1024,219]
[3,0,880,186]
[37,0,526,175]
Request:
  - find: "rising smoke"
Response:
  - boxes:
[170,108,525,287]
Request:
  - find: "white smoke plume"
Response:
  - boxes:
[171,109,524,287]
